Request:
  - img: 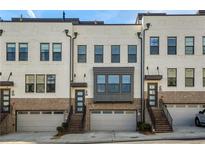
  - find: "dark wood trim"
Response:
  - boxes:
[144,75,162,80]
[70,82,87,87]
[0,81,14,87]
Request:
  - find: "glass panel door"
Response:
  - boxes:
[0,89,11,113]
[148,83,158,107]
[75,90,85,113]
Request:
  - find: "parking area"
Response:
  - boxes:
[0,126,205,144]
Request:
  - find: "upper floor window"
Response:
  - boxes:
[78,45,86,63]
[94,45,103,63]
[6,43,16,61]
[185,68,194,87]
[52,43,62,61]
[167,68,177,87]
[122,75,131,93]
[36,74,45,93]
[150,37,159,55]
[46,74,56,93]
[185,37,194,55]
[108,75,120,93]
[128,45,137,63]
[203,37,205,54]
[96,75,106,93]
[111,45,120,63]
[167,37,177,55]
[25,74,35,93]
[203,68,205,87]
[40,43,49,61]
[19,43,28,61]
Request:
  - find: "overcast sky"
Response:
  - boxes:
[0,10,197,24]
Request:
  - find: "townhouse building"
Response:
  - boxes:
[1,11,205,134]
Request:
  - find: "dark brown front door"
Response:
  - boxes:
[75,90,85,113]
[147,83,158,107]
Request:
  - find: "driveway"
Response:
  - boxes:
[0,126,205,144]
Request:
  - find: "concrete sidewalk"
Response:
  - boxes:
[0,126,205,144]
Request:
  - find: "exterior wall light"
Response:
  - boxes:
[0,29,3,36]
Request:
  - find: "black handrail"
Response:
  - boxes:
[159,99,173,130]
[81,105,86,129]
[146,99,156,130]
[67,105,73,125]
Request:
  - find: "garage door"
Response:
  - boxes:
[17,111,65,132]
[167,105,204,126]
[90,110,136,131]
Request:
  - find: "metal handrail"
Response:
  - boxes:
[146,99,156,129]
[67,105,73,125]
[159,99,173,130]
[81,105,86,129]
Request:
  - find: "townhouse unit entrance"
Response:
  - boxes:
[147,83,158,107]
[75,90,85,113]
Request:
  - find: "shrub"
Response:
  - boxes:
[137,122,152,132]
[56,126,64,134]
[62,122,68,128]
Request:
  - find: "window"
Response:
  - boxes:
[203,37,205,54]
[203,68,205,87]
[6,43,16,61]
[36,75,45,93]
[97,75,105,93]
[52,43,62,61]
[46,75,56,93]
[167,37,177,55]
[94,45,103,63]
[40,43,49,61]
[77,45,86,63]
[25,74,35,93]
[108,75,120,93]
[167,68,177,87]
[111,45,120,63]
[150,37,159,55]
[185,37,194,55]
[185,68,194,87]
[19,43,28,61]
[128,45,137,63]
[122,75,131,93]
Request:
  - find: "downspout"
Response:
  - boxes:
[137,23,151,123]
[65,29,72,112]
[71,32,78,82]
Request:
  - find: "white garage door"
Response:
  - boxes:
[17,111,65,132]
[91,110,136,131]
[168,105,204,126]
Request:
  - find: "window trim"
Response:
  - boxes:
[185,68,195,87]
[19,43,28,61]
[185,36,194,55]
[150,36,159,55]
[111,45,120,63]
[52,43,62,61]
[202,36,205,55]
[40,43,50,61]
[25,74,35,93]
[167,68,177,87]
[94,45,104,63]
[6,42,16,61]
[128,45,137,63]
[36,74,45,93]
[77,45,87,63]
[167,37,177,55]
[46,74,56,93]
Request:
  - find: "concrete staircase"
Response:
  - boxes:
[152,108,173,133]
[66,114,84,133]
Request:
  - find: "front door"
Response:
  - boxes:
[75,90,85,113]
[147,83,158,107]
[0,89,11,113]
